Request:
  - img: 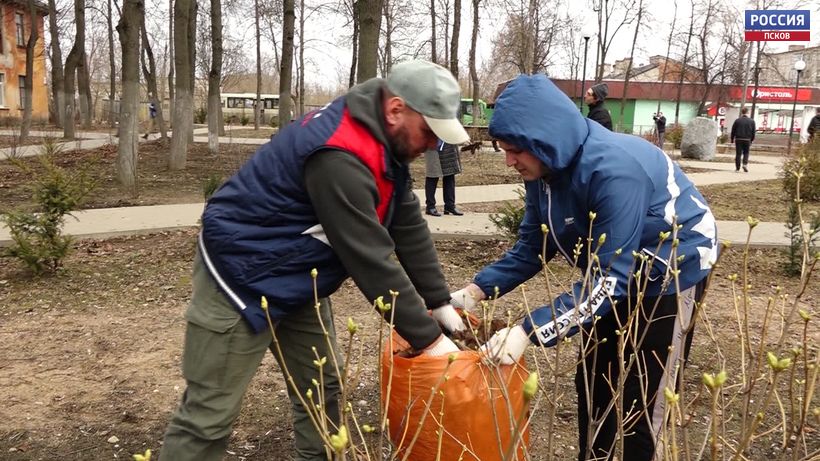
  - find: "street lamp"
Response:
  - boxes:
[579,28,593,111]
[787,59,806,156]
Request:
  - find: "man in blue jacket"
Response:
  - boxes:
[450,74,718,460]
[160,60,470,461]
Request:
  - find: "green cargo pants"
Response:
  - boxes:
[159,254,342,461]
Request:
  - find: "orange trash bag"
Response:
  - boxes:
[380,331,530,461]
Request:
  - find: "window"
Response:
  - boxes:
[15,13,25,46]
[18,75,26,109]
[0,74,5,107]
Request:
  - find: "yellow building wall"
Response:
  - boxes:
[0,2,48,120]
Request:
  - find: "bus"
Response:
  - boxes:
[221,93,280,123]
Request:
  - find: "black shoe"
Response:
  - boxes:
[742,165,748,172]
[426,208,441,217]
[444,207,464,216]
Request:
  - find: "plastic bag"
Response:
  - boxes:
[380,331,530,461]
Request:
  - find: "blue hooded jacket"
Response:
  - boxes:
[476,75,718,347]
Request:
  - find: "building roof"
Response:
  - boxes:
[1,0,49,14]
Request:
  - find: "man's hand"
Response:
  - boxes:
[450,284,484,311]
[422,335,460,357]
[431,304,466,333]
[480,325,531,365]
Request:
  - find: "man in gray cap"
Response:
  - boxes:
[159,60,470,461]
[584,82,613,130]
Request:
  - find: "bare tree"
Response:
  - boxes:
[468,0,479,124]
[347,0,358,87]
[20,0,39,142]
[673,0,695,125]
[356,0,382,81]
[116,0,144,191]
[381,0,392,74]
[593,0,638,81]
[63,0,87,139]
[141,9,168,139]
[208,0,224,150]
[47,0,65,127]
[429,0,436,63]
[655,0,677,115]
[254,0,262,129]
[279,0,295,126]
[169,0,196,169]
[168,0,174,125]
[106,0,117,126]
[618,0,644,128]
[486,1,562,76]
[448,0,459,77]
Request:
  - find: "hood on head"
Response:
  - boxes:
[488,74,589,173]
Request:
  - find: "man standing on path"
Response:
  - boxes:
[808,107,820,142]
[731,107,756,172]
[143,102,157,140]
[653,111,666,149]
[159,60,470,461]
[584,83,613,131]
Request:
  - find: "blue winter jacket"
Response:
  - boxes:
[476,75,719,347]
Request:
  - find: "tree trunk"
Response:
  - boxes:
[168,0,174,127]
[47,0,64,128]
[356,0,382,82]
[74,0,91,129]
[254,0,261,130]
[140,12,168,139]
[116,0,144,192]
[468,0,479,126]
[348,0,358,88]
[208,0,223,151]
[430,0,436,63]
[63,45,80,139]
[618,0,643,131]
[298,0,305,115]
[20,0,38,142]
[279,0,294,127]
[655,0,677,115]
[169,0,194,170]
[107,0,116,127]
[449,0,460,78]
[187,1,196,142]
[674,0,695,125]
[381,0,392,75]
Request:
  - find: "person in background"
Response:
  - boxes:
[653,111,667,149]
[143,102,157,140]
[450,74,717,461]
[730,107,756,172]
[425,140,464,216]
[807,107,820,143]
[159,60,470,461]
[584,82,613,131]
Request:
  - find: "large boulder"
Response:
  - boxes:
[680,117,718,160]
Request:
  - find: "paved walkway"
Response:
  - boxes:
[0,133,794,248]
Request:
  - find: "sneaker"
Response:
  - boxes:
[742,165,748,172]
[735,169,740,173]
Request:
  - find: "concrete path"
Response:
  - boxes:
[0,133,796,248]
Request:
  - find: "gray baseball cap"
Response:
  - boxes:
[385,60,470,145]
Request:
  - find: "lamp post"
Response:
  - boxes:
[579,30,592,111]
[787,59,806,156]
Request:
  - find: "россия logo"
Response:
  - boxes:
[744,10,810,41]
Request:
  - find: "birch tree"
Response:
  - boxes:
[116,0,144,191]
[169,0,197,169]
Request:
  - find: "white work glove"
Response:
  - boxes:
[430,303,466,333]
[480,325,531,365]
[423,334,461,357]
[450,284,484,311]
